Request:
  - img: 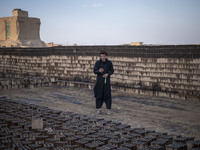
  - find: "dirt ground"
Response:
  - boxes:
[0,86,200,139]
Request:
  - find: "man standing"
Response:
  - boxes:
[93,50,114,115]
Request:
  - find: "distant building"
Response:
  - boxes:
[0,9,46,47]
[131,42,143,46]
[46,42,62,47]
[121,42,144,46]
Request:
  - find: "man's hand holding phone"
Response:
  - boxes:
[99,68,104,73]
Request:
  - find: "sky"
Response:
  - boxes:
[0,0,200,45]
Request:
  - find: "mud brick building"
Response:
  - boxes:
[0,9,46,47]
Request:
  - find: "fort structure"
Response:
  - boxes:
[0,45,200,101]
[0,9,46,47]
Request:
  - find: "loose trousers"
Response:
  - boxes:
[96,82,112,109]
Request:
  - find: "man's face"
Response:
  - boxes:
[100,54,106,62]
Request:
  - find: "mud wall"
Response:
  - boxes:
[0,45,200,100]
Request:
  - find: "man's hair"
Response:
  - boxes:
[100,50,108,56]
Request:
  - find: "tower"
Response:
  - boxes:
[0,9,46,47]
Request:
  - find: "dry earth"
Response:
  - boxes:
[0,86,200,139]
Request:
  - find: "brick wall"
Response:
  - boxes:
[0,45,200,100]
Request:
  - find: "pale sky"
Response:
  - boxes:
[0,0,200,45]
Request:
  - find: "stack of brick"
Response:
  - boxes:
[0,45,200,100]
[0,76,59,90]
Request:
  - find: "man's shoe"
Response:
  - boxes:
[107,110,112,115]
[96,109,101,115]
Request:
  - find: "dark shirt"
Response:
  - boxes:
[93,59,114,79]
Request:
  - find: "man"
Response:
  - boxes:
[93,50,114,115]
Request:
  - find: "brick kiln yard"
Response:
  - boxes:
[0,85,200,141]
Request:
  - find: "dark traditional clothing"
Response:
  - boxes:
[93,59,114,109]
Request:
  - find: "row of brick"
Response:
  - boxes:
[0,97,200,149]
[0,76,198,101]
[0,72,199,91]
[1,57,200,65]
[1,45,200,58]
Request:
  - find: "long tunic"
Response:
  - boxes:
[93,59,114,107]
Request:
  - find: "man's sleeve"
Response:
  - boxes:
[93,61,100,74]
[108,61,114,76]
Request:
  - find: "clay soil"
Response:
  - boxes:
[0,86,200,139]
